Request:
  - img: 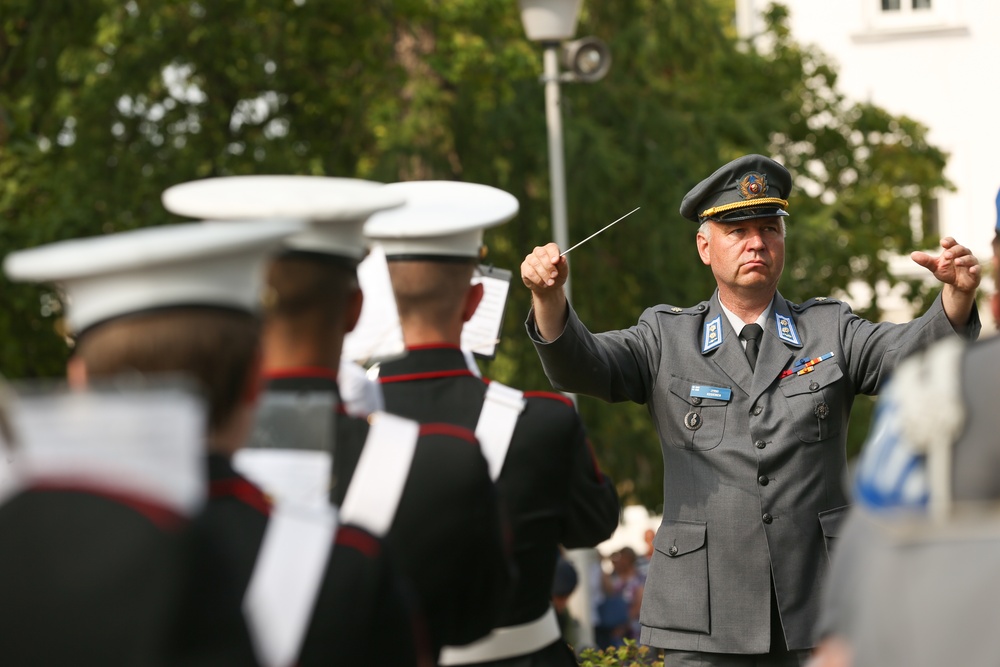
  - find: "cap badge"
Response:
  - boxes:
[738,172,768,200]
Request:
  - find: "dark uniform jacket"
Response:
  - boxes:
[0,486,193,667]
[377,345,620,664]
[258,370,512,661]
[203,453,425,667]
[526,290,978,653]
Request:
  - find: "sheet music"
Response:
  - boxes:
[342,246,405,364]
[463,265,511,359]
[344,252,512,362]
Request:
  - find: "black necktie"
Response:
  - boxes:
[740,324,763,372]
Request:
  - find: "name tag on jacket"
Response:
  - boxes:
[690,385,732,402]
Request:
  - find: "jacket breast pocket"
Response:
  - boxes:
[640,520,710,634]
[666,375,729,452]
[778,363,845,443]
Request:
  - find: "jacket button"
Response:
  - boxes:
[762,513,773,524]
[691,397,702,405]
[668,546,678,557]
[755,439,766,449]
[809,381,820,391]
[752,405,763,416]
[758,475,769,486]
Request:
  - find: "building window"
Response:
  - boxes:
[882,0,933,10]
[858,0,963,39]
[882,0,933,12]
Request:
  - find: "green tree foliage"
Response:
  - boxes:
[1,1,948,505]
[579,639,664,667]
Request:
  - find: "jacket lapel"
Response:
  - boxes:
[703,293,754,396]
[749,293,800,405]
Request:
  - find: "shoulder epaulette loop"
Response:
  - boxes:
[657,302,710,316]
[790,296,840,312]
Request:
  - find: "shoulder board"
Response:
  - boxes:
[210,477,272,516]
[523,390,575,408]
[791,296,840,312]
[335,524,382,558]
[654,302,710,316]
[419,422,478,444]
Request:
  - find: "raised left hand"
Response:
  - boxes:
[910,237,981,294]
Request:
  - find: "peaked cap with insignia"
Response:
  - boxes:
[680,154,792,223]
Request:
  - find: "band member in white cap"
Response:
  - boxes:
[163,175,513,664]
[364,180,620,667]
[0,220,301,666]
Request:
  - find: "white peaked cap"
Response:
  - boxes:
[3,220,304,335]
[363,181,519,259]
[161,175,405,261]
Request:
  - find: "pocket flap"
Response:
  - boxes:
[818,505,850,538]
[654,520,707,557]
[779,363,844,398]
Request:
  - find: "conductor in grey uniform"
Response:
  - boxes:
[520,154,982,666]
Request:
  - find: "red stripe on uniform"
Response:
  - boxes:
[210,478,272,516]
[419,423,478,444]
[379,369,475,383]
[523,390,575,408]
[584,438,605,482]
[335,525,382,558]
[406,343,461,351]
[28,481,187,531]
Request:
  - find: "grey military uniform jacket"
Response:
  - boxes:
[526,290,979,653]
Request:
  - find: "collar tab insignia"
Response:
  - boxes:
[702,314,724,354]
[775,313,802,347]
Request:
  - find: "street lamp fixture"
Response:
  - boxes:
[518,0,611,301]
[561,36,612,83]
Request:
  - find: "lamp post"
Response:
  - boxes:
[519,1,612,651]
[519,0,610,302]
[542,43,571,299]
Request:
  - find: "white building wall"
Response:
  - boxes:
[738,0,1000,263]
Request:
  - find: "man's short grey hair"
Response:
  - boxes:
[698,218,787,240]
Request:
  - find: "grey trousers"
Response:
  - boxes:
[661,648,810,667]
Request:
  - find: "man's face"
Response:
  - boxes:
[697,217,785,297]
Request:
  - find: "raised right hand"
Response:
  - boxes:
[520,243,569,295]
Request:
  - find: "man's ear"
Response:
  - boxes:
[696,229,711,266]
[462,282,485,323]
[345,287,364,334]
[240,346,265,407]
[66,355,89,389]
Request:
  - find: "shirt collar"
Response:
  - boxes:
[718,300,770,333]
